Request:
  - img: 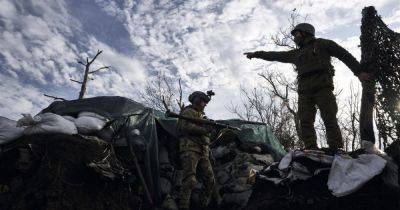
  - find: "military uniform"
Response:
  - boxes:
[177,105,215,209]
[250,32,361,149]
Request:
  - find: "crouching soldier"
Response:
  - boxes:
[244,23,372,151]
[177,91,215,210]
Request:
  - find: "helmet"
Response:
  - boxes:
[291,23,315,36]
[188,91,211,103]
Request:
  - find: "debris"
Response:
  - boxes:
[251,148,400,210]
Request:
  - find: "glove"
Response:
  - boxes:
[244,52,256,59]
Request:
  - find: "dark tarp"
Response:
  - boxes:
[41,96,286,204]
[156,116,287,161]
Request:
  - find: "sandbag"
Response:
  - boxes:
[18,113,78,135]
[62,115,76,123]
[75,112,108,134]
[0,116,24,145]
[328,154,387,197]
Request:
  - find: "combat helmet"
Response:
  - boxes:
[188,90,215,103]
[291,23,315,36]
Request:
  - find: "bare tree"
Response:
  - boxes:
[270,8,306,50]
[258,72,300,137]
[139,71,185,112]
[72,50,110,99]
[227,74,302,150]
[337,83,361,151]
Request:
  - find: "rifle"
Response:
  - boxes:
[165,110,241,131]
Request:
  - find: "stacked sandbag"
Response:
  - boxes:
[1,111,110,148]
[17,113,78,135]
[73,112,108,134]
[158,145,178,210]
[0,117,24,145]
[211,141,275,209]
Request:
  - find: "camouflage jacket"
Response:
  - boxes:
[252,37,361,77]
[177,105,211,154]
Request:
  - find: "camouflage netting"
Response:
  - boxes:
[0,134,144,210]
[360,6,400,145]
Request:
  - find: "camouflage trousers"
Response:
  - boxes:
[298,88,343,150]
[178,150,215,209]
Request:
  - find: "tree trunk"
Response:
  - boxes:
[79,64,90,99]
[359,80,376,143]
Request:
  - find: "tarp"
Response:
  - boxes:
[41,96,286,204]
[157,117,287,160]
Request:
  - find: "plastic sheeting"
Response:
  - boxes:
[157,117,287,161]
[328,154,387,197]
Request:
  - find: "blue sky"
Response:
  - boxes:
[0,0,399,120]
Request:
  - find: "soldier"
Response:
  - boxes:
[244,23,372,151]
[177,91,215,210]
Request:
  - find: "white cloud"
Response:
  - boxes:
[384,6,400,28]
[331,36,363,102]
[0,74,49,120]
[274,0,393,29]
[0,0,82,86]
[0,0,398,121]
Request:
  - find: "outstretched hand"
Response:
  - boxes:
[358,72,374,82]
[244,52,255,59]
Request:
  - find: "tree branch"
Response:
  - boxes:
[70,78,83,84]
[89,50,103,65]
[89,66,110,74]
[78,60,86,66]
[44,94,66,101]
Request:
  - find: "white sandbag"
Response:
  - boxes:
[18,113,78,135]
[328,154,387,197]
[75,112,108,134]
[0,117,24,145]
[62,115,76,123]
[78,111,107,121]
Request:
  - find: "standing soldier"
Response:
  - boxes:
[177,91,215,210]
[244,23,372,151]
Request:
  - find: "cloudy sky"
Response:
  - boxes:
[0,0,399,120]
